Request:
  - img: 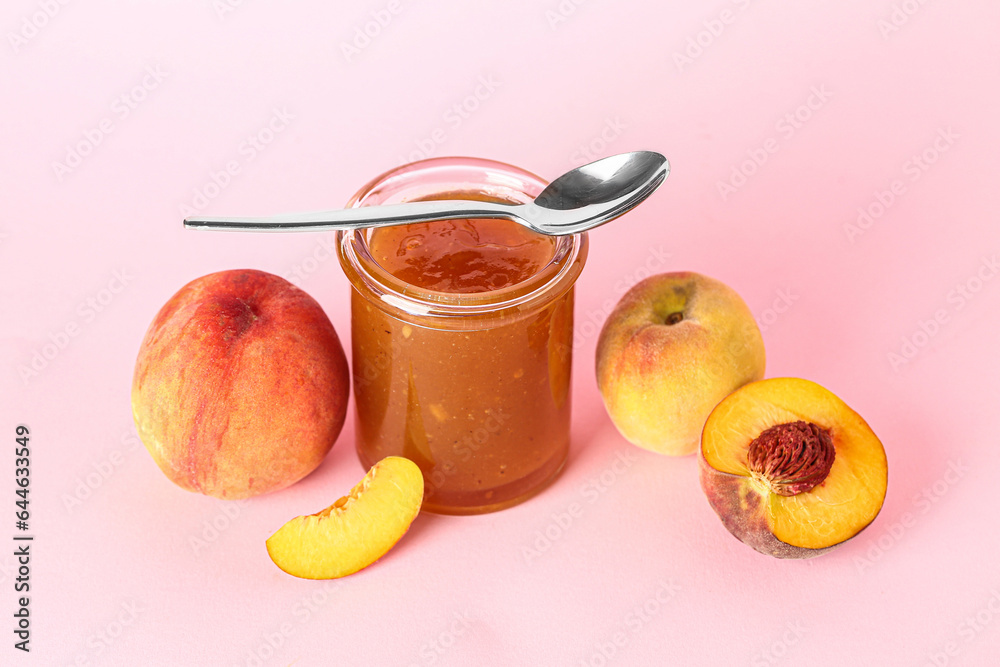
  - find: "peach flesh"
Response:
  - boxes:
[700,377,888,559]
[265,456,424,579]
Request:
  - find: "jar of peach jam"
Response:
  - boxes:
[337,157,588,514]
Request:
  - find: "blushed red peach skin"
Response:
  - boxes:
[131,269,349,499]
[699,377,888,559]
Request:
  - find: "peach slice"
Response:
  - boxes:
[699,378,887,559]
[266,456,424,579]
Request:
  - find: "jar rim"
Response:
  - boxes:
[337,157,588,321]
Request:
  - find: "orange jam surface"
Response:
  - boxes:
[368,218,556,293]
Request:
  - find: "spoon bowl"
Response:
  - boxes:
[183,151,669,237]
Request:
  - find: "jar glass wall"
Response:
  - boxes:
[337,157,588,514]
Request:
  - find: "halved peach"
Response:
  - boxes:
[699,378,887,559]
[266,456,424,579]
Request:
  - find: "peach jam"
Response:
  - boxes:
[367,218,556,293]
[337,157,588,514]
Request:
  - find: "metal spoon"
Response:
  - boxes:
[182,151,669,237]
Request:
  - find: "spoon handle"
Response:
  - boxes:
[183,199,522,232]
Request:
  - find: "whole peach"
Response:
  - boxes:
[131,269,349,499]
[596,271,765,456]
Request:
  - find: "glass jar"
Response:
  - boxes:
[337,157,588,514]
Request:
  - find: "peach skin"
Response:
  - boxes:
[596,272,765,456]
[131,269,349,499]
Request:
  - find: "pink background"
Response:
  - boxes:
[3,0,999,665]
